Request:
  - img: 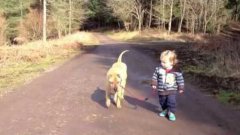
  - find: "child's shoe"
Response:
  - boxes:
[168,112,176,121]
[159,110,167,117]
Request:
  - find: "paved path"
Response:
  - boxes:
[0,36,239,135]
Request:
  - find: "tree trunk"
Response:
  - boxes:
[158,17,161,29]
[204,23,207,33]
[168,0,173,34]
[216,24,221,35]
[162,0,165,30]
[178,0,186,33]
[138,11,143,31]
[235,2,239,21]
[58,30,62,39]
[57,20,62,38]
[68,0,72,34]
[191,14,195,34]
[148,0,153,28]
[198,0,204,32]
[213,0,217,33]
[186,14,189,33]
[203,3,208,34]
[134,0,144,32]
[42,0,47,43]
[118,21,121,29]
[138,17,142,31]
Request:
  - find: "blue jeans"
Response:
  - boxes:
[158,94,176,113]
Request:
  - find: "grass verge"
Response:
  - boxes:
[0,32,99,96]
[217,90,240,106]
[106,29,206,42]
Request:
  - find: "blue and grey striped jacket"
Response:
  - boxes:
[152,65,184,95]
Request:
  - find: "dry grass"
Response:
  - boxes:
[0,32,99,95]
[0,13,6,46]
[0,32,99,64]
[107,29,207,42]
[48,32,100,46]
[107,31,139,41]
[196,37,240,78]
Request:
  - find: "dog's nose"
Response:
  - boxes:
[114,87,117,92]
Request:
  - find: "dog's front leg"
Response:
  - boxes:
[119,80,126,100]
[118,87,124,100]
[116,95,121,109]
[113,91,117,103]
[112,90,121,108]
[116,86,123,109]
[106,86,111,108]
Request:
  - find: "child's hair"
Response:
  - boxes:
[160,50,178,65]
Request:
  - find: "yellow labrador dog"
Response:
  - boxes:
[106,50,129,108]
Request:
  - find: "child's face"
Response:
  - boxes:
[161,59,173,69]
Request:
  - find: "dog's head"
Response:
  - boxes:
[108,73,122,92]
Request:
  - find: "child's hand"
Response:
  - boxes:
[152,85,157,89]
[179,90,184,94]
[151,85,157,95]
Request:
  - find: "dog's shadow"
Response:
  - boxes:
[91,87,159,113]
[91,87,108,109]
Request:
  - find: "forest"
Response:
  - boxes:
[0,0,239,43]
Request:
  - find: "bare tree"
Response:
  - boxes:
[203,0,212,33]
[70,0,85,32]
[168,0,173,34]
[148,0,153,28]
[178,0,186,32]
[216,0,228,34]
[203,0,222,33]
[108,0,134,31]
[108,0,145,31]
[153,0,166,29]
[182,0,228,34]
[191,13,195,34]
[162,0,166,29]
[185,0,201,33]
[43,0,46,43]
[197,0,204,32]
[133,0,145,31]
[47,0,85,38]
[68,0,72,34]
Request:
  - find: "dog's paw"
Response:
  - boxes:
[116,100,122,109]
[116,104,122,109]
[120,94,124,100]
[113,94,117,103]
[117,92,124,100]
[106,99,111,108]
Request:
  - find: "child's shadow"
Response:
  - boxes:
[91,87,159,113]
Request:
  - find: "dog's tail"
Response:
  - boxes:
[117,50,129,63]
